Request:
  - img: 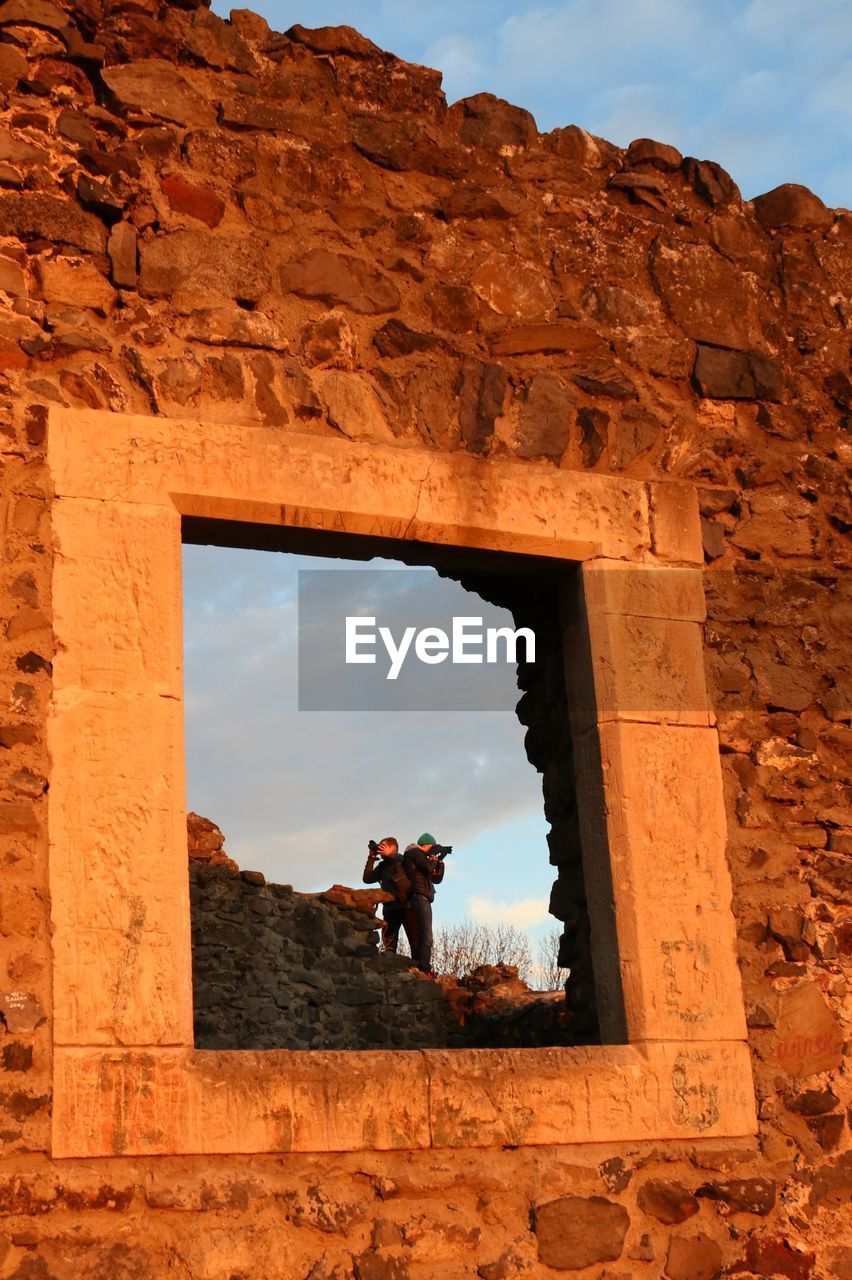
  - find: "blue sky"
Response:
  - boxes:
[211,0,852,206]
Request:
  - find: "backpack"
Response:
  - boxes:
[385,854,412,904]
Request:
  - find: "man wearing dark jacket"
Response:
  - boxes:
[403,833,447,975]
[362,837,417,955]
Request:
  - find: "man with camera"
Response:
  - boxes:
[403,833,452,976]
[362,836,418,955]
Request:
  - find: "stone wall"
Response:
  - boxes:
[191,861,451,1051]
[0,0,850,1275]
[188,819,578,1052]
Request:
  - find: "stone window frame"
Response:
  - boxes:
[47,406,756,1158]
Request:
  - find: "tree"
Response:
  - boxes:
[399,920,569,991]
[430,920,532,985]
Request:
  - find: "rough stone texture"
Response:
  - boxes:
[101,60,216,126]
[161,173,226,227]
[534,1195,630,1269]
[636,1179,699,1224]
[107,219,137,287]
[33,255,114,310]
[0,2,849,1277]
[664,1232,723,1280]
[0,192,106,251]
[280,250,402,314]
[693,343,784,401]
[627,136,683,171]
[650,238,763,349]
[751,183,834,231]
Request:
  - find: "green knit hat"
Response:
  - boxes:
[418,832,437,846]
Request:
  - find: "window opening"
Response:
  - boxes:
[182,519,603,1051]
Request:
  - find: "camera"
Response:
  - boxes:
[368,839,379,854]
[434,844,453,860]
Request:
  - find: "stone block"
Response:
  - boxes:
[0,799,39,836]
[351,113,462,179]
[285,21,382,58]
[697,1177,776,1215]
[579,561,706,622]
[219,95,295,130]
[107,221,138,287]
[53,1047,431,1156]
[664,1233,722,1280]
[650,238,761,348]
[0,989,45,1033]
[161,174,226,227]
[572,358,637,399]
[409,454,650,562]
[449,92,537,150]
[489,323,607,357]
[52,1040,755,1158]
[566,610,712,732]
[316,370,397,445]
[751,183,833,231]
[48,409,652,562]
[48,689,192,1046]
[534,1194,629,1269]
[280,249,401,314]
[637,1179,699,1224]
[184,8,254,72]
[424,1042,755,1148]
[34,257,115,311]
[471,253,553,318]
[770,982,843,1078]
[181,306,287,349]
[0,192,106,253]
[0,253,26,295]
[102,60,216,126]
[512,373,573,460]
[683,156,739,206]
[458,358,508,454]
[627,137,683,170]
[693,344,784,401]
[0,42,26,84]
[649,483,703,564]
[139,229,272,303]
[572,722,746,1043]
[51,498,182,696]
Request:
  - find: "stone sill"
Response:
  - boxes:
[53,1041,756,1158]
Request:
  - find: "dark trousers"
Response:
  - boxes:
[381,903,418,955]
[408,893,434,972]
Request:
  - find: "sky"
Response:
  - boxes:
[210,0,852,207]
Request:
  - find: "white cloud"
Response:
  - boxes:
[469,895,551,929]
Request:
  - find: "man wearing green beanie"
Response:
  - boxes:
[402,832,452,975]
